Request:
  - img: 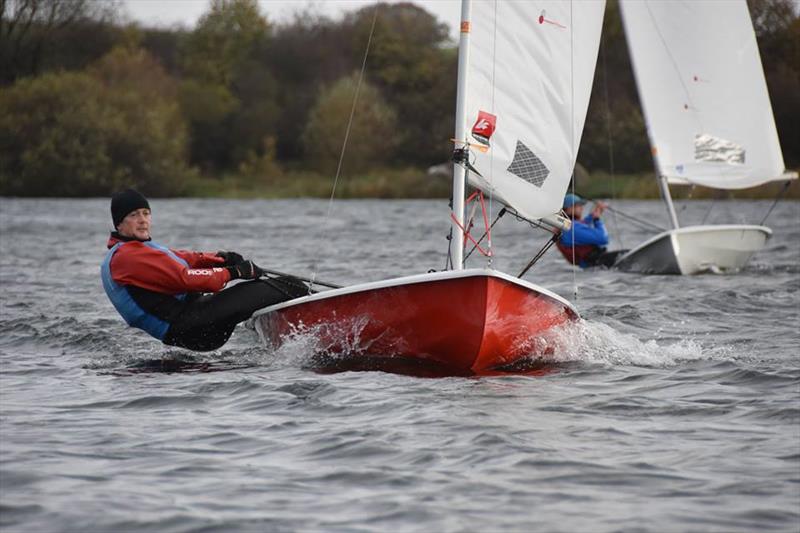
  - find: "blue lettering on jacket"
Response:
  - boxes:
[100,241,189,340]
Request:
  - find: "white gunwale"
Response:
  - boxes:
[252,268,578,318]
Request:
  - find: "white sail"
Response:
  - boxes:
[464,0,605,221]
[620,0,790,189]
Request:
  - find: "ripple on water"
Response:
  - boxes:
[1,198,798,533]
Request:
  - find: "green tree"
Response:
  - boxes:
[177,78,239,172]
[179,0,279,172]
[578,0,651,174]
[227,57,280,165]
[0,46,193,196]
[347,3,456,167]
[266,12,359,162]
[303,73,397,175]
[748,0,799,167]
[0,0,119,84]
[180,0,268,87]
[140,27,187,75]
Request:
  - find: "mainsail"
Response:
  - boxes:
[620,0,790,189]
[464,1,606,221]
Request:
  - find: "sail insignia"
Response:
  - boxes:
[471,111,497,148]
[694,133,745,165]
[506,140,550,188]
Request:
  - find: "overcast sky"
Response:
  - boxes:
[122,0,461,39]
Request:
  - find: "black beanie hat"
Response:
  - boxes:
[111,189,150,228]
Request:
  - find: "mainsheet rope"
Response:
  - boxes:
[308,7,379,292]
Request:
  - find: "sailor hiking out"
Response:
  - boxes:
[101,189,305,351]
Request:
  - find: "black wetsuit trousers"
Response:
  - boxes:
[585,249,628,268]
[595,249,627,268]
[163,278,307,352]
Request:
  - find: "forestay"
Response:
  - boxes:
[620,0,790,189]
[464,0,605,222]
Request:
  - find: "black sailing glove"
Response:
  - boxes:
[226,260,265,281]
[216,251,245,266]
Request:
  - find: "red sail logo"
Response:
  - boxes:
[471,111,497,147]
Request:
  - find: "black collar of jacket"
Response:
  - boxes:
[110,231,152,243]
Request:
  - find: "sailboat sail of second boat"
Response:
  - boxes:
[614,0,797,275]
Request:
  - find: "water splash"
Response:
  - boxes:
[263,315,378,370]
[254,315,715,375]
[83,316,723,376]
[540,319,709,368]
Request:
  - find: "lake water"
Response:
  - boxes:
[1,197,798,532]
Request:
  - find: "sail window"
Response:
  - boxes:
[694,134,745,165]
[506,140,550,187]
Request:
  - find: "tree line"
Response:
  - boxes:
[1,0,797,197]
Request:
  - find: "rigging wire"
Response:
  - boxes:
[486,0,499,268]
[700,194,716,225]
[518,234,559,278]
[443,225,453,271]
[464,208,506,261]
[600,26,623,248]
[308,6,379,292]
[759,180,792,226]
[602,204,666,232]
[578,196,666,232]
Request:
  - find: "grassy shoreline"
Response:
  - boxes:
[574,171,800,200]
[182,168,800,200]
[183,168,452,199]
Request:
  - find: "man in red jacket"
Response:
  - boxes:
[101,189,304,351]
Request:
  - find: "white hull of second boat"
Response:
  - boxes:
[614,225,772,275]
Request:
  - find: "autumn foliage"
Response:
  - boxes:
[0,0,797,197]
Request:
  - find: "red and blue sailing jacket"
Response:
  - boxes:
[556,215,609,268]
[101,233,231,340]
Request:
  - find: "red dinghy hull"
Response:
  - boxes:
[252,269,578,374]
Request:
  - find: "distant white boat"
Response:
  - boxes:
[614,0,796,275]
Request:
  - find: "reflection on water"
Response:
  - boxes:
[103,356,254,376]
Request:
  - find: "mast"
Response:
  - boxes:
[450,0,472,270]
[657,174,680,230]
[652,148,680,230]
